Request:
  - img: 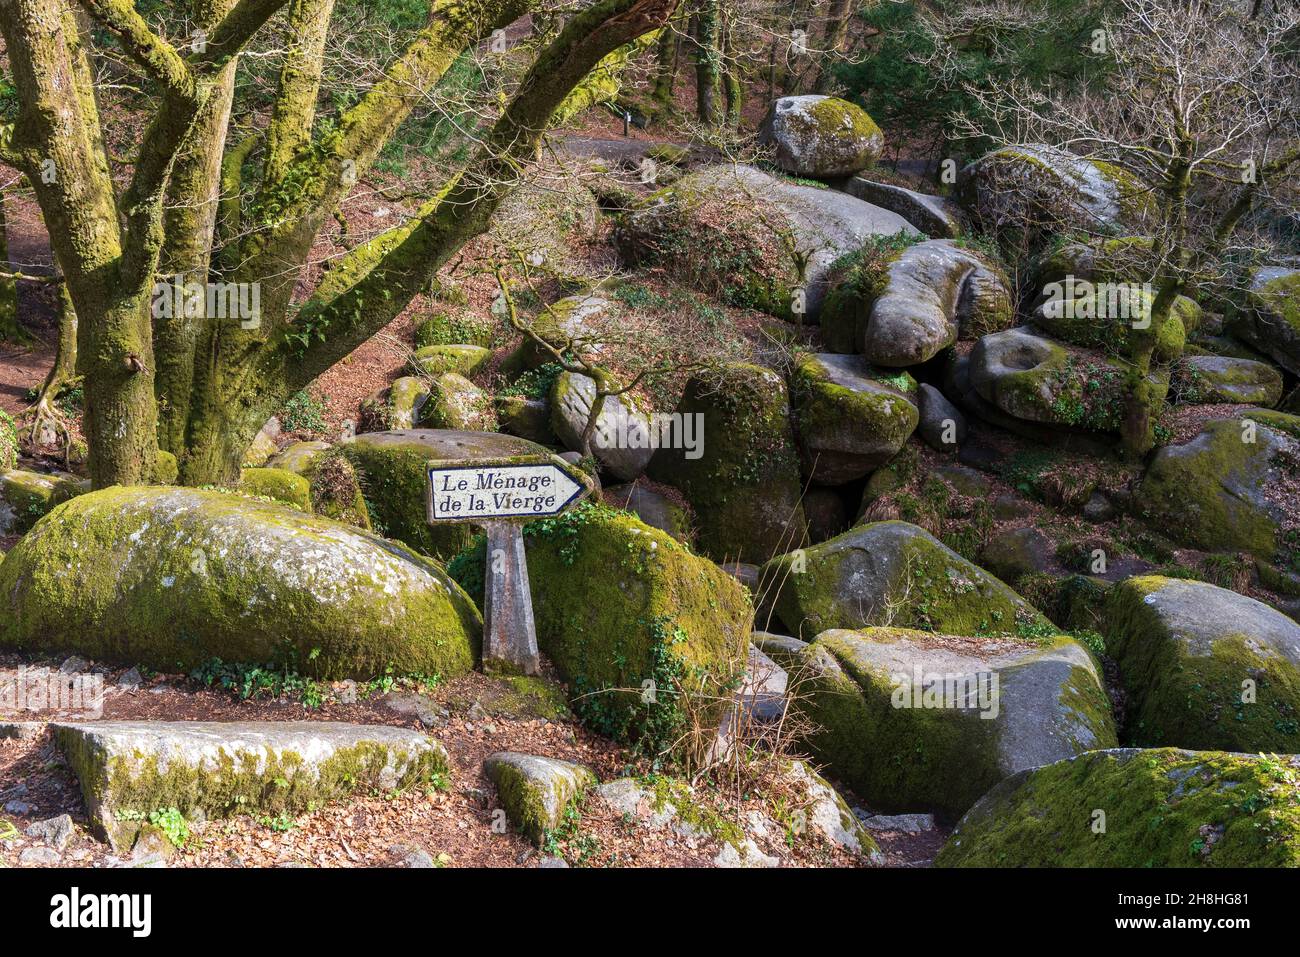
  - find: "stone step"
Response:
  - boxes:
[51,720,447,851]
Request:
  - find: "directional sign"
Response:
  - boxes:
[426,456,591,525]
[426,454,594,676]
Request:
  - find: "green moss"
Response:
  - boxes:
[937,749,1300,867]
[0,487,482,681]
[1105,576,1300,751]
[0,409,16,472]
[414,309,496,349]
[449,501,750,752]
[0,469,76,534]
[411,344,491,378]
[239,467,313,511]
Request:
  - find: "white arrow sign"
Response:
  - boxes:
[426,457,590,524]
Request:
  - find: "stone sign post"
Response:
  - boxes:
[427,454,593,675]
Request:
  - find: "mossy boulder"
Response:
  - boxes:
[616,164,913,322]
[54,720,448,852]
[494,395,557,446]
[265,440,332,475]
[604,482,693,544]
[0,409,17,472]
[790,353,919,484]
[411,344,492,378]
[414,309,496,350]
[1105,576,1300,752]
[304,449,372,531]
[937,748,1300,867]
[648,363,808,563]
[970,326,1167,434]
[550,371,652,481]
[789,627,1115,819]
[827,239,1012,366]
[1030,285,1195,363]
[483,752,596,846]
[958,144,1151,239]
[759,520,1047,639]
[238,467,313,511]
[0,487,482,680]
[449,502,750,748]
[417,373,495,432]
[511,295,614,371]
[1172,355,1284,406]
[1228,266,1300,375]
[0,469,80,535]
[343,429,550,559]
[1134,413,1299,563]
[360,377,430,433]
[757,95,884,178]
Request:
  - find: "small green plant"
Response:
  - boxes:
[280,389,329,434]
[148,807,190,848]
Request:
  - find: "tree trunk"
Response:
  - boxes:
[693,1,718,125]
[0,191,23,344]
[813,0,852,94]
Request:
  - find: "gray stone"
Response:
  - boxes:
[118,667,144,691]
[1176,354,1284,406]
[4,800,32,815]
[378,691,445,728]
[25,814,74,851]
[484,752,596,846]
[264,440,332,475]
[604,483,692,543]
[0,722,42,741]
[979,525,1061,584]
[785,760,883,861]
[802,487,849,543]
[713,838,780,868]
[52,720,448,851]
[917,383,967,453]
[863,812,936,834]
[793,627,1115,817]
[495,396,557,446]
[758,96,883,178]
[1082,492,1115,523]
[835,177,962,237]
[550,372,653,481]
[390,844,436,868]
[538,855,569,868]
[19,846,61,866]
[1228,266,1300,375]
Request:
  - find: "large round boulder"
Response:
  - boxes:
[758,520,1047,639]
[1134,411,1300,562]
[757,95,884,179]
[789,627,1115,819]
[648,363,808,564]
[789,353,918,484]
[342,430,551,559]
[617,164,914,322]
[1172,354,1284,406]
[550,371,653,481]
[1105,576,1300,752]
[937,749,1300,867]
[0,487,482,680]
[822,239,1012,365]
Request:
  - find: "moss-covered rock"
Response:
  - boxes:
[360,377,430,433]
[1105,576,1300,752]
[789,627,1115,819]
[550,371,652,481]
[0,487,482,680]
[759,520,1048,639]
[511,294,614,371]
[1171,354,1284,406]
[449,502,750,749]
[483,751,596,846]
[1228,266,1300,375]
[305,448,371,531]
[970,326,1167,434]
[0,469,79,535]
[648,363,807,563]
[411,344,492,378]
[604,482,693,544]
[495,395,558,446]
[54,720,448,851]
[417,373,495,432]
[1030,285,1196,363]
[828,239,1012,366]
[937,748,1300,867]
[958,145,1151,241]
[265,440,332,475]
[238,467,313,511]
[0,409,17,472]
[616,164,913,322]
[414,309,496,350]
[343,429,550,559]
[1134,413,1299,563]
[790,353,918,484]
[757,95,884,178]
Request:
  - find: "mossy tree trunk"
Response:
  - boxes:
[691,0,718,125]
[0,190,24,345]
[0,0,680,489]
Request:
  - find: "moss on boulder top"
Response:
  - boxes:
[411,344,492,378]
[0,486,482,680]
[789,627,1115,819]
[414,309,496,350]
[449,502,750,749]
[937,748,1300,867]
[759,520,1047,639]
[648,363,807,563]
[757,95,884,179]
[1105,576,1300,753]
[790,353,918,485]
[1134,412,1300,564]
[0,469,83,536]
[238,467,313,511]
[342,429,550,559]
[483,751,596,846]
[1029,286,1195,363]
